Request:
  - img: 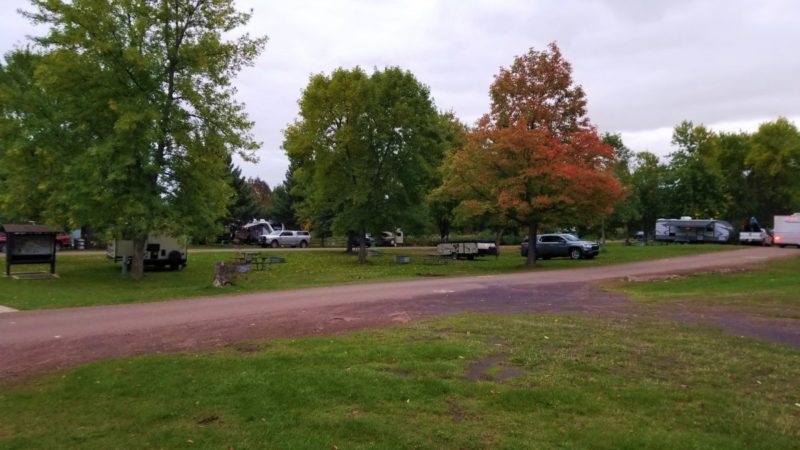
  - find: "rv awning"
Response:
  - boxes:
[661,220,715,228]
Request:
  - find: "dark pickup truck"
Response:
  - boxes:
[520,233,600,260]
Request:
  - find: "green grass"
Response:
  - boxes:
[610,256,800,316]
[0,243,736,310]
[1,313,798,449]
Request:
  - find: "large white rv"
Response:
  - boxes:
[773,213,800,248]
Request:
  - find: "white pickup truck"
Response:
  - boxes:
[259,230,311,248]
[738,228,772,246]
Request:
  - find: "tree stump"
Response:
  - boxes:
[212,261,234,287]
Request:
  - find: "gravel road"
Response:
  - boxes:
[1,246,796,378]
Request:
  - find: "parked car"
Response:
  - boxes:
[259,230,311,248]
[55,232,71,250]
[348,234,373,248]
[520,233,600,260]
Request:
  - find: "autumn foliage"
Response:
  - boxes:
[436,43,624,265]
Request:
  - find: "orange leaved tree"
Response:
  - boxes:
[436,43,624,265]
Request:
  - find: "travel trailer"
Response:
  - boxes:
[107,235,187,270]
[654,217,733,243]
[773,213,800,248]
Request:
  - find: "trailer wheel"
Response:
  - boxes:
[168,251,182,271]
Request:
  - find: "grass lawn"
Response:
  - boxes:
[609,256,800,317]
[0,243,735,310]
[1,312,798,449]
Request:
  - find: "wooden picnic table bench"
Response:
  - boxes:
[233,252,269,271]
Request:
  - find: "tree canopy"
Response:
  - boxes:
[284,67,444,262]
[0,0,265,278]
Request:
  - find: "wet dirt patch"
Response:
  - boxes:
[666,305,800,348]
[230,341,264,354]
[196,415,221,426]
[447,398,478,423]
[466,354,527,383]
[328,316,359,323]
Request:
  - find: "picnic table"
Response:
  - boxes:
[233,251,268,271]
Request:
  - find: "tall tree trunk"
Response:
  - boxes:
[358,234,367,264]
[439,218,449,242]
[346,231,355,254]
[600,218,606,245]
[526,221,538,267]
[131,237,147,280]
[494,228,503,258]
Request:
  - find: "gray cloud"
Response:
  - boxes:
[2,0,799,186]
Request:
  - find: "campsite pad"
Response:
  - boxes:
[7,271,60,280]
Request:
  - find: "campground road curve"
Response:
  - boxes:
[0,247,796,378]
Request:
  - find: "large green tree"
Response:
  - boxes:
[664,121,727,219]
[629,151,668,237]
[284,67,444,262]
[427,111,469,241]
[714,131,756,223]
[602,133,640,242]
[0,49,64,225]
[4,0,265,278]
[746,118,800,220]
[224,159,265,233]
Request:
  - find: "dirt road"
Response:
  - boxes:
[0,247,796,378]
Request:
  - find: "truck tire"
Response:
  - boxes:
[168,251,182,271]
[299,240,308,248]
[271,240,279,248]
[569,248,583,260]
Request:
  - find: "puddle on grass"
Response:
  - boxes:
[466,353,527,382]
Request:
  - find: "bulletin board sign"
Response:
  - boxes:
[2,224,57,276]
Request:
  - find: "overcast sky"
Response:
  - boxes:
[2,0,799,187]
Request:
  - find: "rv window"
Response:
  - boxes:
[146,244,160,252]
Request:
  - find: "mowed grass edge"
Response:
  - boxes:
[606,255,800,316]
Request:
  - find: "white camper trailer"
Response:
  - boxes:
[107,235,187,270]
[773,213,800,248]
